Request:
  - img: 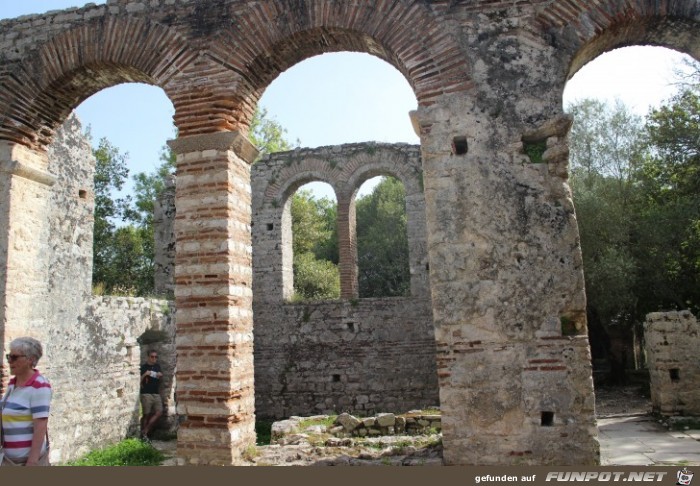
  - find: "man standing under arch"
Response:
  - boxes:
[139,350,163,442]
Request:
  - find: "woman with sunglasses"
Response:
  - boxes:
[1,337,52,466]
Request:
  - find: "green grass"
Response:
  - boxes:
[299,415,337,430]
[64,438,164,466]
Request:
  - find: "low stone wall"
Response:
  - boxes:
[644,310,700,416]
[271,410,441,445]
[43,296,176,464]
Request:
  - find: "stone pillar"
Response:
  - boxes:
[415,98,597,465]
[644,311,700,416]
[167,132,259,465]
[336,193,358,299]
[0,142,55,379]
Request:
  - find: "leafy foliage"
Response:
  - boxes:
[568,72,700,381]
[249,107,299,158]
[291,189,340,301]
[356,177,410,298]
[92,107,291,296]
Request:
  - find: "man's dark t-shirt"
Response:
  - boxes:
[140,363,162,394]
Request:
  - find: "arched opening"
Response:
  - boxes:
[257,52,419,148]
[286,181,339,302]
[355,175,410,298]
[251,53,438,431]
[75,82,176,298]
[40,79,178,460]
[563,45,700,434]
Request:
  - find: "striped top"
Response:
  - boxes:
[1,370,51,462]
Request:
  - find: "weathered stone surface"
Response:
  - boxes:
[376,413,396,428]
[336,413,362,432]
[644,311,700,417]
[2,0,695,466]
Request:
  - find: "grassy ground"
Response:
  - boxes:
[63,438,165,466]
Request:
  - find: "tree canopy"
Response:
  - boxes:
[567,70,700,382]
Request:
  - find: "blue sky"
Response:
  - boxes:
[0,1,695,199]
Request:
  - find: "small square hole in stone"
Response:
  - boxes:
[78,189,87,199]
[541,411,554,426]
[346,322,355,332]
[670,368,680,383]
[267,223,274,231]
[452,136,468,155]
[332,374,341,382]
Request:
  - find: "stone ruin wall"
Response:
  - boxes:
[251,144,438,418]
[8,115,177,464]
[2,0,699,466]
[644,311,700,417]
[155,143,439,418]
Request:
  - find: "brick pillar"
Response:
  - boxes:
[167,132,259,465]
[336,192,358,299]
[0,142,55,386]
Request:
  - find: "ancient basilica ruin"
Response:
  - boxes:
[0,0,699,465]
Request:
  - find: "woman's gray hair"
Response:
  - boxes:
[10,336,43,367]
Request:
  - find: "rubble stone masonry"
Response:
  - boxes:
[644,311,700,417]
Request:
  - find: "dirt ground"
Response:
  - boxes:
[594,384,652,417]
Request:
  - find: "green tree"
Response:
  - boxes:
[568,99,647,383]
[290,188,340,300]
[91,135,139,294]
[92,106,298,297]
[569,85,700,383]
[249,107,298,158]
[356,177,410,298]
[634,86,700,316]
[569,99,646,324]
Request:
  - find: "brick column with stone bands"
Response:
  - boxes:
[336,192,358,299]
[167,132,258,466]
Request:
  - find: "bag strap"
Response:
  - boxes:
[1,385,14,447]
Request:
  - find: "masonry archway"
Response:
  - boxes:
[252,143,437,420]
[3,0,699,466]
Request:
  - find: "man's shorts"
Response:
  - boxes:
[140,393,163,415]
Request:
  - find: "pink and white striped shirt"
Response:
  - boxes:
[1,370,52,462]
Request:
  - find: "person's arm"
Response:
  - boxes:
[25,417,48,466]
[141,365,150,383]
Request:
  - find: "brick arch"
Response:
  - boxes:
[344,151,423,202]
[534,0,700,77]
[207,0,472,130]
[0,16,197,151]
[268,169,339,207]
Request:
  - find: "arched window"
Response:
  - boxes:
[355,175,410,298]
[288,182,339,301]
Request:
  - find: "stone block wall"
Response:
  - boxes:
[251,143,437,419]
[155,143,437,420]
[0,115,178,464]
[254,297,438,419]
[251,143,429,303]
[45,296,176,463]
[644,311,700,416]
